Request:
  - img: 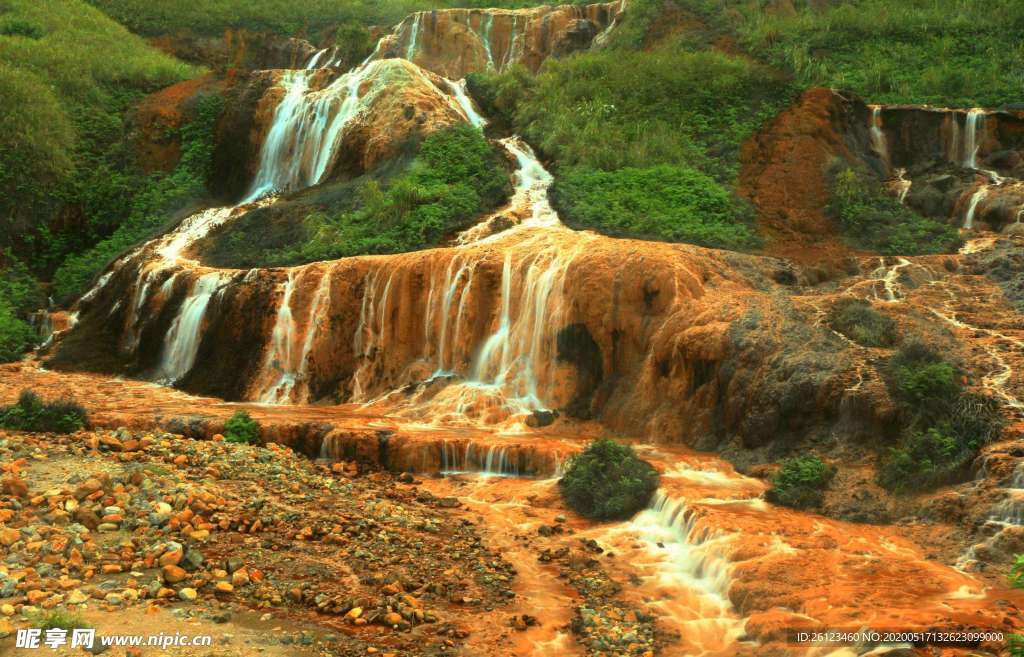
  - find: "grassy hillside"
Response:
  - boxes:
[0,0,199,262]
[0,0,203,357]
[620,0,1024,107]
[85,0,575,38]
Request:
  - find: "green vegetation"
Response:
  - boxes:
[625,0,1024,108]
[31,610,90,631]
[86,0,569,39]
[829,168,959,256]
[469,48,791,249]
[827,298,898,347]
[1011,556,1024,656]
[51,94,224,302]
[0,0,199,265]
[224,410,260,444]
[559,438,659,520]
[0,250,45,362]
[0,390,88,434]
[737,0,1024,108]
[224,125,509,266]
[878,340,1005,493]
[551,166,759,250]
[766,455,834,509]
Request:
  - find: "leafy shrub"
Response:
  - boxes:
[551,165,760,250]
[829,168,959,256]
[0,298,36,363]
[766,455,834,509]
[879,339,1006,493]
[559,438,659,520]
[224,410,260,444]
[0,390,88,434]
[827,298,898,347]
[878,425,971,493]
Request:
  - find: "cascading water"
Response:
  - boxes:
[244,61,388,202]
[258,270,299,402]
[156,272,226,384]
[869,105,889,171]
[963,185,989,230]
[964,109,984,169]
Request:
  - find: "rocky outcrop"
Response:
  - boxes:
[371,2,623,79]
[149,30,318,73]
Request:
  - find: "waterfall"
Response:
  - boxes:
[963,186,989,230]
[476,12,496,69]
[439,440,523,477]
[445,78,487,128]
[156,272,225,384]
[869,105,889,170]
[405,13,422,61]
[964,109,984,169]
[621,491,744,653]
[306,48,329,69]
[244,61,387,202]
[258,270,299,402]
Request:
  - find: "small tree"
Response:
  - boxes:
[224,410,260,444]
[559,439,659,520]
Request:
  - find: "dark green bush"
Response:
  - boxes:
[878,425,970,493]
[551,165,760,250]
[0,390,88,434]
[829,168,959,256]
[827,297,898,348]
[886,339,961,418]
[766,455,834,509]
[559,438,659,520]
[0,19,44,39]
[224,410,260,444]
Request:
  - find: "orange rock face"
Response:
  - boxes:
[373,2,624,79]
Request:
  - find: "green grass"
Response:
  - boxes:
[0,0,198,236]
[766,455,834,509]
[829,168,960,256]
[551,165,759,250]
[468,48,793,249]
[644,0,1024,107]
[559,438,659,520]
[31,609,90,631]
